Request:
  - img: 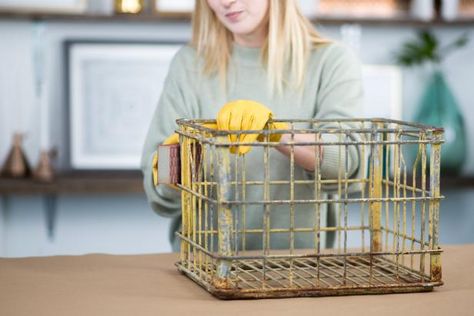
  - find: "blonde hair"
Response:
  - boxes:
[191,0,329,94]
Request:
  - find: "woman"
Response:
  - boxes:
[141,0,362,251]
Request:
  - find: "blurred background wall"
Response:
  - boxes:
[0,0,473,257]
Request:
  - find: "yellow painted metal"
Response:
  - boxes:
[369,122,383,253]
[179,126,190,265]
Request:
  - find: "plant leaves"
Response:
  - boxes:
[393,30,469,67]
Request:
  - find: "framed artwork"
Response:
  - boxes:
[66,40,183,170]
[360,65,403,178]
[154,0,194,16]
[0,0,86,13]
[361,65,402,120]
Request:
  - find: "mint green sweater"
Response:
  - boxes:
[141,42,363,251]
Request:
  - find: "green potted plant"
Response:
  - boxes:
[394,30,469,175]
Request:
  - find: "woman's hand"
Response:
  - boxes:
[276,133,323,172]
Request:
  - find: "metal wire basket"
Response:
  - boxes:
[173,118,444,299]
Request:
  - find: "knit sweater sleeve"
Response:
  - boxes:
[312,43,363,180]
[140,46,198,218]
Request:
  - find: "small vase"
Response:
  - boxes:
[414,69,467,175]
[441,0,459,21]
[33,150,55,183]
[1,133,31,178]
[411,0,435,21]
[114,0,144,14]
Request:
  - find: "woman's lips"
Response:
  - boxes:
[225,11,243,22]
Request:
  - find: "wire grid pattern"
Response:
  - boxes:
[174,118,443,299]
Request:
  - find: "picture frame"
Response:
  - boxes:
[361,64,402,120]
[154,0,194,16]
[360,65,403,178]
[65,40,183,170]
[0,0,86,14]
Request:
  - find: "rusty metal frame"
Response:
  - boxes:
[174,118,444,299]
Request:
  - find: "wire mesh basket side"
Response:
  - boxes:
[175,118,443,299]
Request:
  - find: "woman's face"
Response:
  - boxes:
[206,0,269,47]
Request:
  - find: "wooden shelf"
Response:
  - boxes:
[442,176,474,189]
[0,11,187,23]
[0,171,472,195]
[0,171,144,195]
[0,10,473,26]
[312,15,474,27]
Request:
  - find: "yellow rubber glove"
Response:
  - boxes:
[152,152,159,186]
[217,100,288,155]
[257,121,289,143]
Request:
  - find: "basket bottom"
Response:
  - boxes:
[176,255,442,299]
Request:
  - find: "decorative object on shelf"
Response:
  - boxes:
[410,0,434,21]
[0,0,86,14]
[441,0,459,20]
[298,0,319,18]
[1,133,31,178]
[114,0,144,14]
[66,40,182,170]
[33,149,55,183]
[154,0,194,16]
[317,0,410,18]
[32,21,55,179]
[394,30,469,175]
[459,0,474,18]
[87,0,115,15]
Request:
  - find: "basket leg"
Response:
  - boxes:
[180,131,191,264]
[429,131,442,282]
[215,142,233,288]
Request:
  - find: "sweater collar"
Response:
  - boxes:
[231,43,262,67]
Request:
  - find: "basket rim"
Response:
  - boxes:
[175,118,444,137]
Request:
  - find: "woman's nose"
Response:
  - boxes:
[221,0,237,8]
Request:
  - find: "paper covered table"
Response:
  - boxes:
[1,245,473,316]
